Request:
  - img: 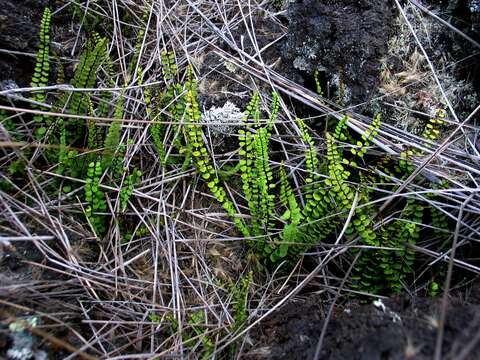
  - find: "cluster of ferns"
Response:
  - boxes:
[147,52,451,295]
[4,8,452,296]
[17,8,142,235]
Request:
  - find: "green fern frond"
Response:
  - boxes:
[85,161,106,235]
[239,92,262,235]
[31,7,52,130]
[161,50,178,84]
[422,108,446,143]
[102,93,124,170]
[313,69,324,97]
[350,113,380,158]
[183,69,249,237]
[127,12,149,79]
[268,91,280,131]
[120,169,142,212]
[67,37,108,116]
[31,8,51,92]
[297,118,320,198]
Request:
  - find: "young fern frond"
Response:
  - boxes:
[277,179,303,262]
[146,85,168,165]
[325,118,354,211]
[120,169,142,212]
[230,271,252,330]
[268,91,280,130]
[102,93,124,170]
[239,93,262,235]
[252,125,275,230]
[161,51,178,83]
[422,108,446,143]
[297,118,320,199]
[149,51,191,168]
[313,69,324,97]
[127,13,149,79]
[31,8,52,131]
[31,8,51,93]
[67,37,108,116]
[97,52,116,118]
[238,91,278,241]
[351,113,381,158]
[85,161,106,235]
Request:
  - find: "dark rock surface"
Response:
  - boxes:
[281,0,396,105]
[0,0,52,87]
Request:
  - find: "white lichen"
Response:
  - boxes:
[201,101,245,135]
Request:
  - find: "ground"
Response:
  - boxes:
[1,0,480,359]
[245,284,480,359]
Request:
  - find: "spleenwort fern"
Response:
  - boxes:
[31,7,52,135]
[102,93,124,170]
[183,66,249,237]
[120,169,142,212]
[351,113,380,158]
[238,93,261,234]
[275,164,303,262]
[85,161,106,235]
[67,37,108,117]
[313,69,324,97]
[297,118,320,199]
[149,51,190,168]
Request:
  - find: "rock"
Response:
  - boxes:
[282,0,396,105]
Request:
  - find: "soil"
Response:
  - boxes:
[1,1,480,359]
[245,284,480,360]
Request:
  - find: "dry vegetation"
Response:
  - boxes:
[0,0,479,359]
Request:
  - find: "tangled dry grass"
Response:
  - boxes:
[0,0,479,359]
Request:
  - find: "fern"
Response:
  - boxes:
[277,165,303,262]
[300,118,350,245]
[67,37,108,116]
[297,118,320,199]
[149,51,190,167]
[183,67,249,237]
[350,113,381,159]
[31,7,52,133]
[102,93,124,170]
[238,93,262,235]
[85,161,107,235]
[120,169,142,212]
[422,108,446,143]
[31,8,51,94]
[231,271,252,330]
[127,12,149,78]
[313,69,324,97]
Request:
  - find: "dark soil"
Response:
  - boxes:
[281,0,396,105]
[245,284,480,360]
